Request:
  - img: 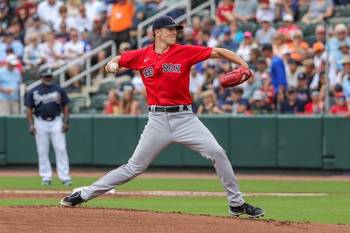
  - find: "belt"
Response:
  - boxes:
[148,105,190,113]
[38,116,56,121]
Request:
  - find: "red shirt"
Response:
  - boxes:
[329,105,348,115]
[216,2,234,24]
[119,44,212,106]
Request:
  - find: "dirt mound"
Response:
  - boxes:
[0,206,349,233]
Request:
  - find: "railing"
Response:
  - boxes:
[19,40,117,112]
[137,0,216,48]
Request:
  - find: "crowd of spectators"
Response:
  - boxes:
[1,0,350,116]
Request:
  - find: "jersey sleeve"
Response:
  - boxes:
[60,88,70,106]
[119,49,144,70]
[183,45,213,65]
[24,90,34,108]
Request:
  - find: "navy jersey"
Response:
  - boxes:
[25,83,70,118]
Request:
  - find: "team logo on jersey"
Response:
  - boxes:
[142,66,154,78]
[33,90,61,105]
[162,63,181,73]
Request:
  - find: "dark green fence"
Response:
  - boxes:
[1,115,349,170]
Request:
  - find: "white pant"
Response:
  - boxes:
[34,116,71,181]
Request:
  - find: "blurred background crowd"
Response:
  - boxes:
[1,0,350,115]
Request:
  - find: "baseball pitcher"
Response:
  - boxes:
[61,16,264,218]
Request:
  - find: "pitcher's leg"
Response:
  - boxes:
[173,114,244,207]
[81,114,172,200]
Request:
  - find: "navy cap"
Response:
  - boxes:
[152,16,184,31]
[39,67,54,77]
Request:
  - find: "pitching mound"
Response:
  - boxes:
[0,206,349,233]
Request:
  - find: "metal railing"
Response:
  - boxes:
[137,0,216,48]
[20,40,117,113]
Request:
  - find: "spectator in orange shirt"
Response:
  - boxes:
[329,94,348,115]
[108,0,134,52]
[287,30,309,62]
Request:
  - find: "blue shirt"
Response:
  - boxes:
[0,67,22,101]
[0,40,24,60]
[270,56,287,94]
[25,83,70,118]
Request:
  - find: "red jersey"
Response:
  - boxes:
[329,105,348,115]
[119,44,212,106]
[216,2,234,24]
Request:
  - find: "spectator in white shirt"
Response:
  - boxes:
[23,33,44,69]
[63,28,85,78]
[84,0,105,22]
[37,0,63,26]
[53,5,75,33]
[40,31,65,69]
[70,5,92,32]
[255,17,276,45]
[24,15,52,43]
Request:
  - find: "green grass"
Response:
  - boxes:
[0,176,349,225]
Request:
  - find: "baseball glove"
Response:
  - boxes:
[219,66,252,88]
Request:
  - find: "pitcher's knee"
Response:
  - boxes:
[123,162,147,176]
[205,146,228,161]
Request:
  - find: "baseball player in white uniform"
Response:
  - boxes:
[25,67,72,186]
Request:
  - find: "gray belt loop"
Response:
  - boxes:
[151,105,156,112]
[187,105,192,112]
[179,105,184,112]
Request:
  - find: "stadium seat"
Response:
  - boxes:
[98,80,116,94]
[90,93,107,112]
[69,95,88,113]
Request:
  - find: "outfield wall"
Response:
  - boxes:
[0,115,349,170]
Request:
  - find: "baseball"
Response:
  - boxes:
[108,63,118,73]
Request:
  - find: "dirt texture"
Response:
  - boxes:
[0,206,349,233]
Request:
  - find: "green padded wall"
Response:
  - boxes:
[6,116,37,164]
[137,116,184,166]
[229,116,277,167]
[277,115,322,168]
[0,117,5,153]
[323,116,350,170]
[66,115,93,164]
[183,116,230,167]
[93,116,138,165]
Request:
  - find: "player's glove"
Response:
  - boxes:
[219,66,253,88]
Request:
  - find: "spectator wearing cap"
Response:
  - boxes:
[108,0,134,53]
[221,87,249,115]
[236,31,258,62]
[262,43,287,95]
[301,0,333,25]
[286,58,302,88]
[304,89,324,114]
[327,23,350,61]
[233,0,258,23]
[287,30,309,62]
[215,0,235,26]
[37,0,63,26]
[0,55,22,115]
[249,89,272,114]
[334,41,350,71]
[277,14,299,41]
[219,28,239,51]
[256,0,275,23]
[0,32,24,61]
[329,93,348,115]
[255,17,276,45]
[312,41,326,72]
[301,58,316,86]
[295,72,310,106]
[24,14,52,43]
[279,87,305,114]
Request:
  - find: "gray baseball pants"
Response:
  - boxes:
[81,109,244,207]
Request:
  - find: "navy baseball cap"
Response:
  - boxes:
[152,16,184,31]
[39,67,54,77]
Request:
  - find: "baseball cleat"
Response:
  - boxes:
[229,203,265,218]
[60,191,84,207]
[62,180,72,187]
[41,180,52,186]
